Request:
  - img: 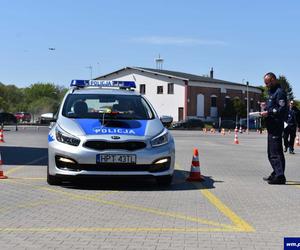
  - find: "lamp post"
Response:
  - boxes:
[246,81,249,134]
[86,65,93,80]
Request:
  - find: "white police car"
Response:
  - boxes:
[47,80,175,185]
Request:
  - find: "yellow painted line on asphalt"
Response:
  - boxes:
[18,177,46,180]
[3,165,253,232]
[42,186,236,230]
[0,227,238,233]
[4,179,117,199]
[286,181,300,188]
[200,190,255,232]
[175,163,254,232]
[4,166,24,175]
[4,179,235,230]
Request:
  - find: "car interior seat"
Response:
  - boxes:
[74,101,88,116]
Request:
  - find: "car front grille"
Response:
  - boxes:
[83,140,147,151]
[55,156,170,173]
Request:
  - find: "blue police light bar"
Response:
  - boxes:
[70,80,136,89]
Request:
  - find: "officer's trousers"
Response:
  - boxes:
[283,126,296,150]
[267,133,285,177]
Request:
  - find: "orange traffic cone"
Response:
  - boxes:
[234,133,239,144]
[221,128,225,136]
[239,126,243,133]
[234,126,238,133]
[186,148,204,182]
[0,129,4,143]
[0,153,7,179]
[296,135,300,147]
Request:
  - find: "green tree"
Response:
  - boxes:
[278,75,294,100]
[0,96,9,112]
[24,83,61,103]
[221,98,246,119]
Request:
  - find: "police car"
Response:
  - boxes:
[47,80,175,186]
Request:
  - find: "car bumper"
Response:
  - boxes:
[48,140,175,177]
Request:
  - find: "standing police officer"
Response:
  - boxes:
[283,100,300,154]
[261,72,288,185]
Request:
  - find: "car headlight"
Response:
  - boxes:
[56,127,80,146]
[151,129,169,147]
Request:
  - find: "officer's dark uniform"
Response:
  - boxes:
[283,106,299,153]
[265,85,288,179]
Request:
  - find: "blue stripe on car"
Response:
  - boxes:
[48,134,55,142]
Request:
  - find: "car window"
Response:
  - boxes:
[62,94,155,120]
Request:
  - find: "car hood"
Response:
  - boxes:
[56,116,164,139]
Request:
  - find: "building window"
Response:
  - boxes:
[167,83,174,94]
[211,96,217,107]
[157,86,163,94]
[140,84,145,94]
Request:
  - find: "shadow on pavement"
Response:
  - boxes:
[0,146,48,165]
[61,170,223,191]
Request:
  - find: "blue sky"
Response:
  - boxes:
[1,0,300,98]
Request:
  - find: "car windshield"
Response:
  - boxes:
[62,94,155,120]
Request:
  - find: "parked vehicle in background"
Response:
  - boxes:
[159,115,173,128]
[239,117,261,130]
[171,118,204,129]
[219,119,236,129]
[39,113,56,125]
[15,112,31,122]
[0,112,18,129]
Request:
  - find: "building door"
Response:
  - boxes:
[197,94,204,117]
[178,107,184,121]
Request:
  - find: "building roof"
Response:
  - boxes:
[97,66,261,90]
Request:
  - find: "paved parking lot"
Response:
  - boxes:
[0,127,300,249]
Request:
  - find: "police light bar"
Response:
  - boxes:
[70,80,136,89]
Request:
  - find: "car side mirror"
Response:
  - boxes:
[160,115,173,128]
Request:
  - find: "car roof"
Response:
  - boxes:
[69,88,140,96]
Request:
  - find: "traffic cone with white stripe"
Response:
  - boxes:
[234,126,238,133]
[296,135,300,147]
[0,153,7,179]
[221,128,225,136]
[239,126,243,133]
[0,129,4,143]
[234,133,239,144]
[186,148,204,182]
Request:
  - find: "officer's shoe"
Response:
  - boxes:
[284,147,288,153]
[289,149,295,154]
[263,173,275,181]
[268,175,286,185]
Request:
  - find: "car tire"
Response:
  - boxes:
[156,175,173,186]
[47,166,61,185]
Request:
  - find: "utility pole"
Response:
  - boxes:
[86,66,93,80]
[246,81,249,134]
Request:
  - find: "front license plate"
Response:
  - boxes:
[96,154,136,164]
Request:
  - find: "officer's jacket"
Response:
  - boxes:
[286,107,299,127]
[265,85,287,134]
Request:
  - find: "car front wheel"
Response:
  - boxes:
[47,166,61,185]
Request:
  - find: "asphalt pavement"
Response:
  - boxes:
[0,127,300,249]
